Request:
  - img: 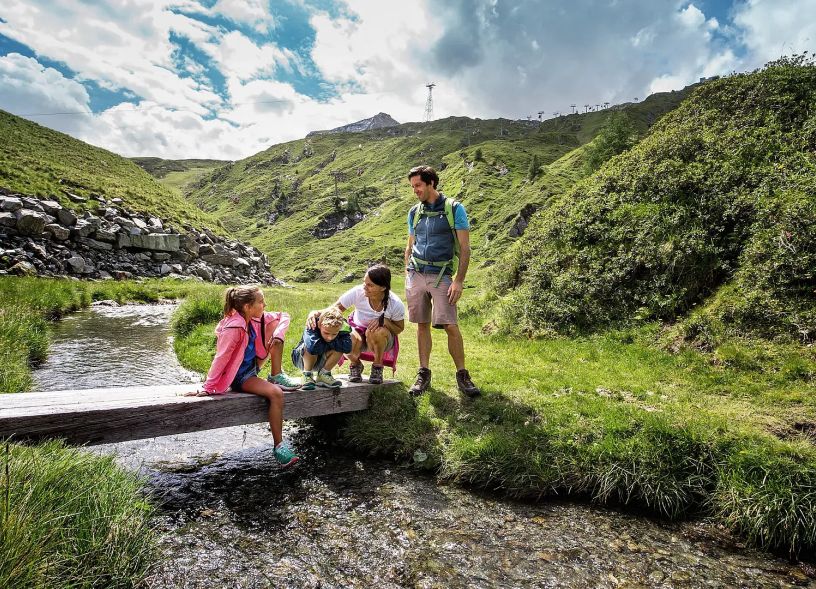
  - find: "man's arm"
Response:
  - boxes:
[447,229,471,304]
[404,234,414,270]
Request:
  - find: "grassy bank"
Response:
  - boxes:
[0,276,206,393]
[0,276,218,587]
[0,440,155,588]
[174,280,816,556]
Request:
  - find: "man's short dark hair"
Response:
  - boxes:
[408,165,439,188]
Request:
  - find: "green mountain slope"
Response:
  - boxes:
[186,86,693,281]
[0,110,222,232]
[493,56,816,342]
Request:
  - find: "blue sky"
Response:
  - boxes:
[0,0,813,159]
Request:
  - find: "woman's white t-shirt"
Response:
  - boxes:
[338,285,405,326]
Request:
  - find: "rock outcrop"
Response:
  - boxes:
[0,189,279,284]
[307,112,400,137]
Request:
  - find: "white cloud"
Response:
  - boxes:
[212,0,277,33]
[678,4,706,29]
[0,53,93,137]
[733,0,816,65]
[0,0,812,161]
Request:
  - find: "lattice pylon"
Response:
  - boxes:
[424,83,435,122]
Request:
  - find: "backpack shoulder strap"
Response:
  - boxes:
[411,202,424,232]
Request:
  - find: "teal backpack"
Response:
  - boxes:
[410,198,460,287]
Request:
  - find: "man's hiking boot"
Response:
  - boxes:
[409,367,432,396]
[315,369,342,388]
[369,364,384,385]
[456,368,481,397]
[274,440,300,467]
[348,361,364,383]
[267,372,300,391]
[301,371,316,391]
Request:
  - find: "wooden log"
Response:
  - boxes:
[0,377,394,445]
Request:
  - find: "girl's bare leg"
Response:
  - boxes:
[269,340,284,375]
[240,377,284,446]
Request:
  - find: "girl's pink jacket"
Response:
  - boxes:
[201,310,290,394]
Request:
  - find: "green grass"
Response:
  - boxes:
[0,276,206,393]
[172,280,816,555]
[0,440,156,588]
[0,109,223,233]
[183,89,690,281]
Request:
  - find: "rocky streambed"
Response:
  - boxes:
[34,304,816,588]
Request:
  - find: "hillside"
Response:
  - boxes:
[186,86,693,281]
[131,157,230,179]
[0,110,222,232]
[493,56,816,343]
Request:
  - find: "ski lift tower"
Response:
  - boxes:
[424,83,436,122]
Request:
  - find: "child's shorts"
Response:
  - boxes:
[230,366,258,392]
[291,341,328,373]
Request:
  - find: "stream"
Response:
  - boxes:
[33,304,816,588]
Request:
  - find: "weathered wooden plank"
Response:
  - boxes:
[0,378,394,445]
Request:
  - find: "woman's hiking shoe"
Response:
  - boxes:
[274,440,300,467]
[348,361,364,383]
[369,364,384,385]
[301,371,317,390]
[456,369,481,397]
[267,372,300,391]
[316,369,342,388]
[409,367,432,396]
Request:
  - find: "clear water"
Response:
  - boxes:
[32,303,201,391]
[34,306,816,588]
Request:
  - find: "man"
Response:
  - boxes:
[404,165,480,397]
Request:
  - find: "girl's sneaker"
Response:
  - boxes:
[274,440,300,467]
[301,371,317,390]
[267,372,300,391]
[315,369,342,388]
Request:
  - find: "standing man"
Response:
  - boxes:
[404,165,480,397]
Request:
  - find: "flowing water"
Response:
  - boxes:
[34,305,816,588]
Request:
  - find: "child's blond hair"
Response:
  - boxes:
[319,306,345,330]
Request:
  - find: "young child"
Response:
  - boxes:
[187,285,299,467]
[291,306,352,389]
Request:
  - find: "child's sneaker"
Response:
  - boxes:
[315,369,342,388]
[267,372,300,391]
[301,370,317,390]
[274,440,299,467]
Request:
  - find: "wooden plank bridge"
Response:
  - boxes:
[0,378,394,445]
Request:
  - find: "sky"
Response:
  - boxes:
[0,0,813,160]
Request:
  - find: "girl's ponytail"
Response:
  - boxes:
[223,287,236,318]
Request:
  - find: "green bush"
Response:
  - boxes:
[495,56,816,341]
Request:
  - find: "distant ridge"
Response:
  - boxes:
[307,112,400,136]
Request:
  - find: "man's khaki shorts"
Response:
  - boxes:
[406,270,458,327]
